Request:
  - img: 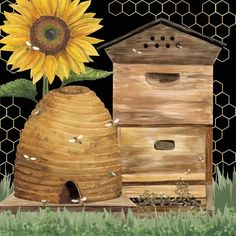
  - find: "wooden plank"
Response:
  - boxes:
[122,173,205,183]
[0,193,136,213]
[113,64,213,125]
[120,127,206,175]
[206,184,213,212]
[106,23,222,65]
[122,185,206,198]
[206,127,213,184]
[0,193,135,207]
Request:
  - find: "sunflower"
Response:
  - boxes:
[0,0,103,84]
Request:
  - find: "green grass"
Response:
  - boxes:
[0,169,235,236]
[0,208,235,236]
[213,167,236,212]
[0,176,14,202]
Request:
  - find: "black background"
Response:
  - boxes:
[0,0,236,181]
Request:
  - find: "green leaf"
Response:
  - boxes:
[0,79,37,102]
[61,67,113,87]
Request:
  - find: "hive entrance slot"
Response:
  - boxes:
[146,73,180,87]
[60,181,80,204]
[154,140,175,150]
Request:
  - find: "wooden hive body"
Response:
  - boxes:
[14,86,122,204]
[103,18,226,211]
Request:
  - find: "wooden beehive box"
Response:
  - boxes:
[102,18,226,211]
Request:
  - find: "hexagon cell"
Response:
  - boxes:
[163,1,175,15]
[149,1,162,16]
[123,1,136,16]
[202,1,216,15]
[176,1,190,15]
[108,1,122,16]
[136,1,149,16]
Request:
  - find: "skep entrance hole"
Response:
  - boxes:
[59,181,80,204]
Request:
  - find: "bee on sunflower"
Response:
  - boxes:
[0,0,107,99]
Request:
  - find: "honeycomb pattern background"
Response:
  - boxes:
[213,81,236,174]
[0,97,26,178]
[0,0,235,178]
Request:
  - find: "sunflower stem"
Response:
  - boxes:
[42,76,49,97]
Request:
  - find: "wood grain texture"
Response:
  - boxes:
[206,127,213,184]
[1,193,205,215]
[206,184,213,212]
[122,173,205,183]
[113,64,213,125]
[106,23,222,65]
[0,193,136,214]
[122,185,206,198]
[14,86,122,204]
[120,127,206,181]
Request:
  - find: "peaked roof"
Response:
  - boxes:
[98,18,226,50]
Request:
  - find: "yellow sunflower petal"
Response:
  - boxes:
[1,24,29,35]
[67,1,91,26]
[17,51,42,71]
[56,69,65,81]
[55,0,70,18]
[44,55,58,84]
[55,52,70,79]
[62,0,81,22]
[71,24,103,37]
[69,17,102,31]
[0,34,28,46]
[30,54,45,79]
[4,12,31,27]
[32,69,44,84]
[66,53,85,75]
[30,0,45,17]
[81,13,96,19]
[1,45,16,51]
[72,38,99,56]
[7,47,28,65]
[66,42,89,62]
[49,0,58,16]
[10,2,35,21]
[31,53,46,75]
[79,36,104,44]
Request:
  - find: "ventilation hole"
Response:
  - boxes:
[160,36,165,41]
[143,43,149,48]
[166,43,170,48]
[170,36,175,41]
[150,36,155,41]
[155,43,159,48]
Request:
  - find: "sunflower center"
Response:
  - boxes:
[45,28,57,41]
[30,16,70,55]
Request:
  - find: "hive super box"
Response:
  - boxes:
[102,18,225,212]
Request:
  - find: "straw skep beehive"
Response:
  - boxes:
[14,86,122,204]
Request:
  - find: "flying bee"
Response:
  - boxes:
[104,122,113,128]
[108,171,117,177]
[71,199,79,204]
[81,197,87,202]
[104,119,120,128]
[23,154,30,160]
[113,119,120,124]
[34,109,41,115]
[68,135,84,144]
